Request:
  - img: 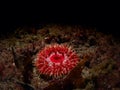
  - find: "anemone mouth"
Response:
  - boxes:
[50,53,64,63]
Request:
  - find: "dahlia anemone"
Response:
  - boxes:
[35,44,79,78]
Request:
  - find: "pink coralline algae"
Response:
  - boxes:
[35,44,79,78]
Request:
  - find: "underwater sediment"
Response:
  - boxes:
[0,24,120,90]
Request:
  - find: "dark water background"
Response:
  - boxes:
[0,3,119,38]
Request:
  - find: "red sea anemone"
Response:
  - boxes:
[35,44,79,78]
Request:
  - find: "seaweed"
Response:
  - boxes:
[44,55,90,90]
